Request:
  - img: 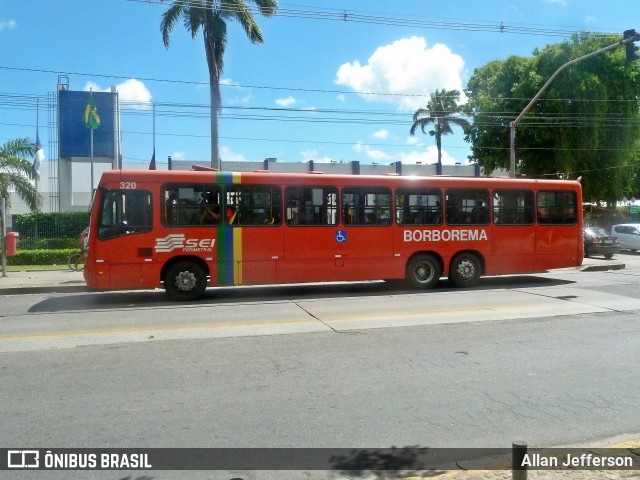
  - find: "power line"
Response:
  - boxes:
[128,0,620,38]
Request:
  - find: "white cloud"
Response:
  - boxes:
[220,146,250,163]
[275,96,297,107]
[336,94,347,104]
[300,149,334,163]
[353,141,393,161]
[220,78,252,105]
[84,79,152,109]
[0,19,17,31]
[397,145,461,165]
[546,0,567,5]
[170,151,186,161]
[335,36,465,111]
[372,129,389,140]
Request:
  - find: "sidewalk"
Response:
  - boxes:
[0,268,87,295]
[0,256,626,296]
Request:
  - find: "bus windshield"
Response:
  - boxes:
[98,188,153,240]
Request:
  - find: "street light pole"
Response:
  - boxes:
[509,32,639,178]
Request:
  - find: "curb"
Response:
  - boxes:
[579,263,625,272]
[0,286,88,295]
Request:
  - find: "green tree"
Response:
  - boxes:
[0,137,41,211]
[465,33,640,204]
[410,89,470,171]
[161,0,278,170]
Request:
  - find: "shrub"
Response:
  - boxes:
[6,249,77,266]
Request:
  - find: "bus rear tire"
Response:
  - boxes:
[164,261,207,301]
[449,253,481,288]
[406,254,441,289]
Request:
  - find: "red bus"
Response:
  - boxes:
[84,169,583,300]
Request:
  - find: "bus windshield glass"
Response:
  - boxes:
[98,188,153,240]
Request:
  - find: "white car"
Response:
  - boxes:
[611,224,640,252]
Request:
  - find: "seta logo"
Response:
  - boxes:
[155,234,216,253]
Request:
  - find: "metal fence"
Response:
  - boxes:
[13,213,90,250]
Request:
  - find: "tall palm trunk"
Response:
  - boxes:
[204,29,221,170]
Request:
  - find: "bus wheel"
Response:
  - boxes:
[164,261,207,301]
[407,254,441,289]
[449,253,481,288]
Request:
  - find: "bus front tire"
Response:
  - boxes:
[164,261,207,301]
[449,253,481,288]
[406,254,441,289]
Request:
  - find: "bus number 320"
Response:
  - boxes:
[120,181,137,189]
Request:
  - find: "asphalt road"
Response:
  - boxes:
[2,253,640,479]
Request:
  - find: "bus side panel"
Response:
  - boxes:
[489,226,536,274]
[237,226,283,285]
[280,227,340,283]
[89,236,151,289]
[535,226,581,270]
[336,226,397,281]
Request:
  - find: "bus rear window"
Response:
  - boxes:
[98,189,152,240]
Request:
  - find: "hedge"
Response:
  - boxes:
[6,249,78,266]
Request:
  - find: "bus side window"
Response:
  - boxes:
[493,190,534,226]
[537,190,576,225]
[395,189,442,226]
[285,186,338,226]
[162,184,220,227]
[225,185,282,226]
[445,188,490,226]
[342,188,391,226]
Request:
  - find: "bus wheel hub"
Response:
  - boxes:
[457,261,474,279]
[175,271,197,291]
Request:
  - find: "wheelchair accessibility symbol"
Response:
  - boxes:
[335,230,347,243]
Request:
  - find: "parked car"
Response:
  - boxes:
[583,226,620,258]
[611,224,640,252]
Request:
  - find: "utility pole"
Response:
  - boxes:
[509,30,640,178]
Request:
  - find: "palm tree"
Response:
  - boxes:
[161,0,278,170]
[410,89,470,173]
[1,137,41,276]
[0,137,41,211]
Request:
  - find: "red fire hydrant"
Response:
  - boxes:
[4,231,19,257]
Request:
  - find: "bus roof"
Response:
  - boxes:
[99,169,581,190]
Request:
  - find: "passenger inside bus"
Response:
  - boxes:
[200,192,221,225]
[226,205,238,224]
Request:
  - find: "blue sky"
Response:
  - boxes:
[0,0,636,170]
